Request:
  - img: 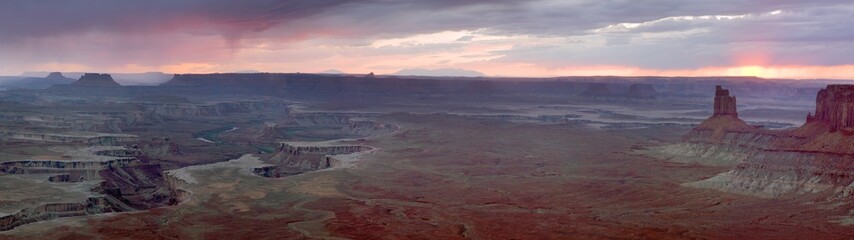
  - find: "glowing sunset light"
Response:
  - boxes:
[466,64,854,80]
[0,1,852,81]
[732,66,765,77]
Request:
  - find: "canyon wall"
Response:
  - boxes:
[0,132,139,145]
[0,197,117,231]
[810,84,854,132]
[0,147,181,231]
[261,143,373,177]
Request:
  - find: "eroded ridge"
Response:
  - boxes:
[0,146,182,231]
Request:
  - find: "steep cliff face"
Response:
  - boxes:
[0,197,117,231]
[98,164,179,210]
[809,84,854,132]
[0,132,139,146]
[713,85,738,117]
[0,158,137,178]
[654,84,854,200]
[685,86,756,144]
[72,73,122,87]
[0,147,181,231]
[133,138,182,159]
[261,143,373,177]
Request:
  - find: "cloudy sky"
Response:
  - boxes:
[1,0,853,79]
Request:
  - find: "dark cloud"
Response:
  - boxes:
[0,0,853,74]
[4,0,846,42]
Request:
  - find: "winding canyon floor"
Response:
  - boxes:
[3,110,854,239]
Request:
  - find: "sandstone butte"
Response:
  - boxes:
[692,84,854,154]
[72,73,122,87]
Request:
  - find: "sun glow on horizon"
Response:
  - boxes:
[731,66,766,77]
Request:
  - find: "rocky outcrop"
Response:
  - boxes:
[0,147,181,231]
[0,197,117,231]
[98,163,179,210]
[72,73,122,87]
[0,158,138,181]
[261,143,373,177]
[809,85,854,132]
[675,86,757,147]
[654,84,854,200]
[713,85,738,117]
[686,151,854,198]
[652,86,766,165]
[0,162,180,231]
[0,132,139,146]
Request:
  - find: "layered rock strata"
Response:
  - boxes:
[653,85,854,199]
[0,147,180,231]
[259,142,373,177]
[0,132,138,145]
[0,197,117,231]
[809,84,854,132]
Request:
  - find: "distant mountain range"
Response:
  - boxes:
[393,68,485,77]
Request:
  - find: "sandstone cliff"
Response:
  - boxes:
[0,147,181,231]
[653,84,854,200]
[260,143,373,177]
[809,84,854,132]
[685,86,756,144]
[713,85,738,117]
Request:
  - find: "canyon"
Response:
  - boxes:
[0,72,852,239]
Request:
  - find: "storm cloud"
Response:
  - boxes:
[1,0,853,78]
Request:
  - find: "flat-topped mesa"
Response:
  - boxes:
[72,73,121,87]
[713,85,738,117]
[45,72,67,80]
[809,84,854,132]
